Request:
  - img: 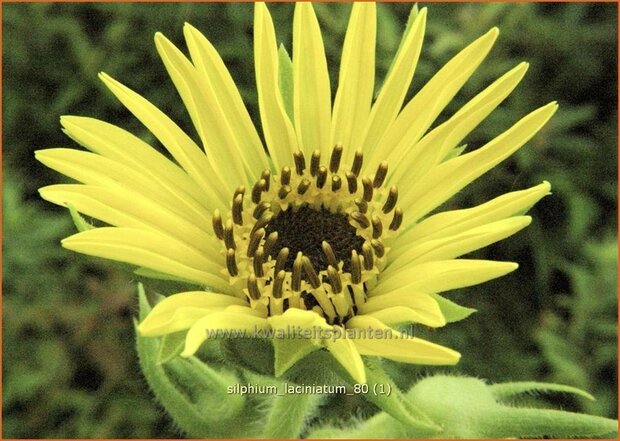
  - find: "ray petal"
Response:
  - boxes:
[62,227,232,293]
[365,27,499,174]
[397,182,551,245]
[98,73,231,205]
[184,23,270,177]
[387,216,532,270]
[293,2,331,157]
[348,315,460,365]
[140,292,246,336]
[155,33,251,185]
[400,102,558,224]
[373,259,518,295]
[357,8,427,161]
[388,62,529,185]
[254,2,299,170]
[331,3,376,164]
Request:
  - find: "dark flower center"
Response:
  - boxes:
[264,205,364,273]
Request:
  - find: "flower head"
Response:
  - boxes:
[36,3,556,383]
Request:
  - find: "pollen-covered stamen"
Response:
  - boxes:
[346,172,358,194]
[373,162,388,188]
[329,144,343,173]
[253,201,271,220]
[253,247,265,277]
[327,265,342,293]
[293,151,306,175]
[302,256,321,289]
[310,150,321,176]
[382,186,398,213]
[371,215,383,239]
[224,220,236,249]
[261,170,271,191]
[351,150,363,177]
[272,270,285,298]
[247,274,261,300]
[316,166,327,189]
[213,146,406,324]
[355,198,368,214]
[280,166,291,186]
[274,247,289,275]
[371,239,385,258]
[247,228,265,257]
[226,248,238,276]
[351,250,362,284]
[252,211,273,235]
[389,207,403,231]
[263,231,278,257]
[232,194,244,225]
[212,209,224,240]
[362,177,373,202]
[331,175,342,192]
[321,241,339,268]
[252,179,267,204]
[351,211,370,229]
[361,242,374,270]
[297,179,311,195]
[278,185,291,200]
[291,252,303,291]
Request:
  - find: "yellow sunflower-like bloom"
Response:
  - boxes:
[36,3,556,384]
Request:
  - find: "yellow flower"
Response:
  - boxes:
[36,3,556,384]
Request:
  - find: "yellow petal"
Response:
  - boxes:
[331,3,375,163]
[62,227,233,293]
[138,291,245,337]
[357,8,426,161]
[154,33,250,186]
[61,116,214,215]
[39,184,217,251]
[399,181,551,245]
[365,306,445,328]
[98,73,230,205]
[389,62,529,185]
[182,310,269,356]
[374,259,518,295]
[141,306,225,336]
[254,3,299,170]
[348,315,460,365]
[388,216,532,269]
[359,290,445,327]
[184,23,270,177]
[401,102,558,223]
[293,2,331,157]
[365,27,498,175]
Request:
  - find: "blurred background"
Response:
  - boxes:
[2,2,617,438]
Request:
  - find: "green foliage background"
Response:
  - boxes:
[3,2,617,438]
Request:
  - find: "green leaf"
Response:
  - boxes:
[490,381,595,402]
[362,358,441,435]
[272,337,321,377]
[278,44,294,121]
[156,332,186,365]
[67,204,94,232]
[431,293,476,323]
